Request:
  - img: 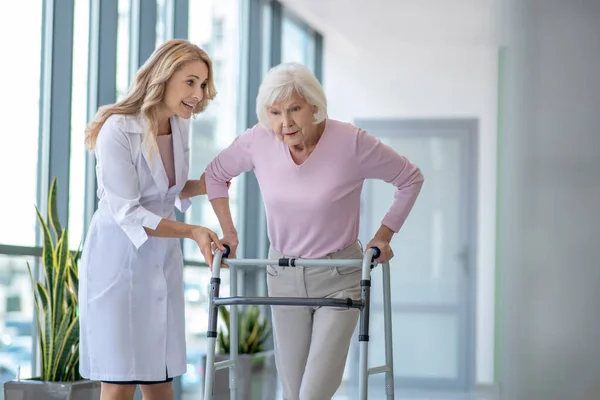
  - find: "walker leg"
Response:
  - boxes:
[204,259,223,400]
[229,264,238,400]
[358,250,375,400]
[382,262,395,399]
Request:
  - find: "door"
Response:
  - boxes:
[350,119,478,392]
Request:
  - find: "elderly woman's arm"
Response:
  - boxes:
[204,128,257,258]
[356,128,424,263]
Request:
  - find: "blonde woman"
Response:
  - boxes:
[79,39,224,400]
[205,62,424,399]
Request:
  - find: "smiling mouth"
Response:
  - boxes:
[182,101,196,111]
[284,131,298,136]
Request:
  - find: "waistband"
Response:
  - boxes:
[269,240,363,260]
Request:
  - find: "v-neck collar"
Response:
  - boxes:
[284,119,329,168]
[123,114,184,192]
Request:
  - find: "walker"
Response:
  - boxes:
[203,245,395,400]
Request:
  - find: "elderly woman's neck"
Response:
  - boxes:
[292,120,326,152]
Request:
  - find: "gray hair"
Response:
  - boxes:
[255,62,327,129]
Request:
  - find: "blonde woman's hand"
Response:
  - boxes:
[191,226,224,267]
[198,173,207,195]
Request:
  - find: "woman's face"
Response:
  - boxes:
[267,92,319,146]
[163,60,209,119]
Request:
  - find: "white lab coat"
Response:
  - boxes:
[79,113,191,381]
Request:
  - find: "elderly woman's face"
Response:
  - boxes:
[267,92,318,146]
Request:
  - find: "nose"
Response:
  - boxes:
[194,85,203,100]
[282,114,293,127]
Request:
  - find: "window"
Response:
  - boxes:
[185,0,242,262]
[0,254,38,388]
[281,14,316,71]
[212,17,224,47]
[116,0,131,101]
[68,0,91,250]
[261,1,273,76]
[156,0,169,47]
[0,1,44,246]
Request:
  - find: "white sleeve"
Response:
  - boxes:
[95,120,163,249]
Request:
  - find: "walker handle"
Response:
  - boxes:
[370,246,381,262]
[222,244,231,258]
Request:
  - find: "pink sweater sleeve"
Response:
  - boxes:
[356,129,424,232]
[205,127,256,200]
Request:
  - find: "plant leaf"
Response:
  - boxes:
[53,314,79,381]
[48,177,63,240]
[35,207,55,295]
[52,230,69,344]
[28,263,46,379]
[36,283,53,381]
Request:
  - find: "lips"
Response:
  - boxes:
[284,131,298,136]
[182,101,196,111]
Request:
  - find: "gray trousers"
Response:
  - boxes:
[267,241,363,400]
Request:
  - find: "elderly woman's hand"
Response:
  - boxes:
[365,224,395,263]
[365,238,394,264]
[221,231,239,258]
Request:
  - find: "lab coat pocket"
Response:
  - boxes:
[87,228,129,303]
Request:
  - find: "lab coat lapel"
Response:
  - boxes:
[171,116,185,189]
[123,115,169,192]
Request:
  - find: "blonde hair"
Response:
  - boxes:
[85,39,216,150]
[256,62,327,129]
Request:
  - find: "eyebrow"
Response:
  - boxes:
[268,102,301,110]
[187,75,200,79]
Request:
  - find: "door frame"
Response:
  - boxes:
[354,118,478,391]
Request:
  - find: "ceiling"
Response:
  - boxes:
[278,0,499,50]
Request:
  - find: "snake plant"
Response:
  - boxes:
[217,305,270,355]
[27,177,81,382]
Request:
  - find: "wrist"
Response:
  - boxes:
[374,224,394,243]
[223,229,238,238]
[186,225,201,240]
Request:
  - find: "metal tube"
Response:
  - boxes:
[203,250,224,400]
[221,258,363,268]
[215,360,235,370]
[230,263,238,399]
[382,262,395,399]
[213,296,364,309]
[359,342,369,400]
[358,248,377,400]
[368,366,392,376]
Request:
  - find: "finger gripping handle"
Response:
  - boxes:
[222,244,231,258]
[370,246,381,259]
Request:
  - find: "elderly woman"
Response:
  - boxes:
[204,62,423,400]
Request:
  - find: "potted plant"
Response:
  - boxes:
[203,305,275,400]
[3,178,100,399]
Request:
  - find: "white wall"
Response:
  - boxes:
[497,0,600,399]
[280,0,499,385]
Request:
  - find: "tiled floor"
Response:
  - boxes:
[330,386,497,400]
[186,386,497,400]
[300,384,497,400]
[184,364,498,400]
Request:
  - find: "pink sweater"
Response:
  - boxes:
[205,119,424,258]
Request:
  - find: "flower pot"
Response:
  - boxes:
[3,379,101,400]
